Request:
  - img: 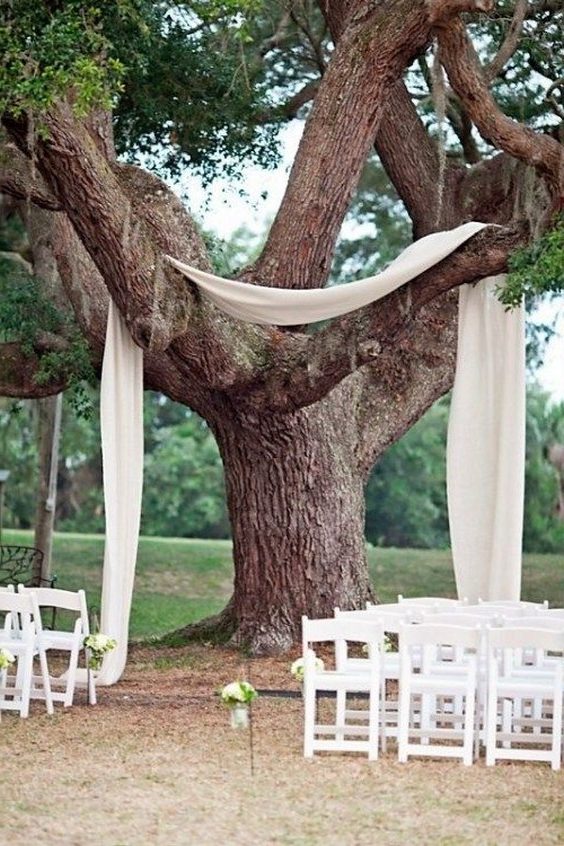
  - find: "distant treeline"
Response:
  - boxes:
[1,386,563,553]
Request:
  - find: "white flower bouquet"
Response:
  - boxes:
[0,648,15,671]
[290,652,324,682]
[220,681,257,728]
[220,680,258,708]
[83,633,117,670]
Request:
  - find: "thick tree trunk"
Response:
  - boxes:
[213,388,371,653]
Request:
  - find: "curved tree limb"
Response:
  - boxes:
[485,0,528,82]
[437,19,563,190]
[0,342,67,398]
[0,141,62,210]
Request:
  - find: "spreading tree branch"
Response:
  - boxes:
[0,141,62,210]
[485,0,528,82]
[437,19,563,190]
[0,343,67,398]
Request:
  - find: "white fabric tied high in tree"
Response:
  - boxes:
[97,221,525,681]
[166,222,486,325]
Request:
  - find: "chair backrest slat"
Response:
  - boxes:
[302,615,383,645]
[18,586,83,612]
[399,622,481,650]
[398,595,463,607]
[488,626,564,652]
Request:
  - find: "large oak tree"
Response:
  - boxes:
[0,0,562,651]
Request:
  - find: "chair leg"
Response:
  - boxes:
[368,683,379,762]
[474,682,484,760]
[64,642,80,707]
[380,677,387,754]
[303,685,315,758]
[19,650,33,719]
[463,686,476,766]
[37,647,54,716]
[397,682,410,763]
[420,693,432,745]
[551,692,562,771]
[485,687,498,767]
[336,689,346,742]
[502,698,512,748]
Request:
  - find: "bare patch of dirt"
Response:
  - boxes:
[2,644,563,846]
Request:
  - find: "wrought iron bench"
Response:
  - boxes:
[0,545,57,588]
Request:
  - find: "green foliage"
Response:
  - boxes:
[501,216,564,308]
[141,403,229,539]
[1,1,283,180]
[365,399,450,549]
[0,1,126,119]
[365,386,564,554]
[0,400,37,529]
[522,386,564,553]
[52,393,229,539]
[472,4,563,132]
[0,257,61,351]
[113,2,281,180]
[0,255,95,415]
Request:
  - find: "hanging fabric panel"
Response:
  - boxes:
[447,276,525,602]
[97,299,144,684]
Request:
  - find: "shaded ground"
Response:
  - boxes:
[2,644,563,846]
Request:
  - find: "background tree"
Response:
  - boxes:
[0,0,562,651]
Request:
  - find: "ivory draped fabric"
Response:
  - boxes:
[166,221,487,325]
[447,276,525,603]
[97,220,525,682]
[97,300,144,684]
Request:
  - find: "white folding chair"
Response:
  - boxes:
[465,604,529,619]
[398,595,466,608]
[335,604,418,750]
[302,616,383,760]
[485,627,564,770]
[538,608,564,620]
[0,592,53,718]
[18,586,96,707]
[419,612,496,753]
[478,599,548,610]
[398,623,481,766]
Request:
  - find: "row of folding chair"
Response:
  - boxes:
[0,585,96,718]
[301,596,564,769]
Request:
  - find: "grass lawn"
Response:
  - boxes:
[3,529,563,640]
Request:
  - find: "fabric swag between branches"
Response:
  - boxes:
[96,221,524,683]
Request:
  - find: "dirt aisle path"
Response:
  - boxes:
[3,645,563,846]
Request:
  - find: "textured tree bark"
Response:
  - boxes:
[212,385,371,652]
